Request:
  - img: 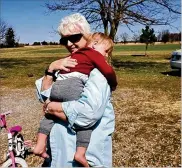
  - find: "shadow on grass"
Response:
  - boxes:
[131,54,145,57]
[112,59,164,69]
[0,57,57,69]
[164,57,172,60]
[0,75,7,78]
[161,70,181,77]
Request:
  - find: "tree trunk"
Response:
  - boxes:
[145,43,148,56]
[103,21,109,36]
[109,23,117,41]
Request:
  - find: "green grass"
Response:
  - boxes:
[0,43,180,57]
[0,46,69,58]
[0,44,180,99]
[114,43,180,51]
[0,57,60,88]
[29,48,68,54]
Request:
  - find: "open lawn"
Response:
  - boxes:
[0,43,181,167]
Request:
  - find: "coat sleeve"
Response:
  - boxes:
[35,77,52,103]
[77,48,117,91]
[62,68,112,128]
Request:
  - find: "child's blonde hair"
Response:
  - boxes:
[87,32,114,57]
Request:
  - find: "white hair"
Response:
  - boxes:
[58,13,91,37]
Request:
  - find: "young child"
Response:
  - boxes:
[34,32,117,167]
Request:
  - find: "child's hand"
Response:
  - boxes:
[43,100,51,115]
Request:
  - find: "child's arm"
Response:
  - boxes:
[85,49,118,91]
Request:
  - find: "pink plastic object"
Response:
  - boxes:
[0,111,13,127]
[10,126,22,133]
[0,115,6,127]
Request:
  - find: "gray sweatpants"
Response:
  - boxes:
[38,77,92,148]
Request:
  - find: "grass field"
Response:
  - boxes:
[0,43,181,167]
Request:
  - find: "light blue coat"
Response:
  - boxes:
[35,68,115,167]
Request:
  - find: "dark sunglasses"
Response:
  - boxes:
[59,34,83,45]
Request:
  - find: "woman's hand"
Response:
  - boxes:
[41,57,77,91]
[48,56,77,72]
[44,102,61,114]
[43,101,67,121]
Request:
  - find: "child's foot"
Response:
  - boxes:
[40,151,49,158]
[74,152,89,167]
[33,144,49,159]
[33,133,49,158]
[24,140,49,158]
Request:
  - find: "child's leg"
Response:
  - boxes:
[33,133,49,158]
[34,115,54,158]
[74,129,92,167]
[74,146,89,167]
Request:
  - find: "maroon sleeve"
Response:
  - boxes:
[81,48,118,91]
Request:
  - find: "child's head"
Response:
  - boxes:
[87,32,113,58]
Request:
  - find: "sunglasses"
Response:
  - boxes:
[59,34,83,45]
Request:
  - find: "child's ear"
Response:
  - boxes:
[93,41,98,45]
[92,41,98,49]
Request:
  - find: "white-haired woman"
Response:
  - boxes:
[36,13,115,167]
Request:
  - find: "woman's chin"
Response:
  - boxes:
[70,48,78,53]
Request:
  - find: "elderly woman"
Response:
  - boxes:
[36,13,115,167]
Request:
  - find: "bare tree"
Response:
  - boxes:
[0,19,8,43]
[132,32,140,43]
[120,32,129,44]
[157,31,162,42]
[114,35,120,43]
[169,32,181,42]
[161,30,170,43]
[45,0,180,41]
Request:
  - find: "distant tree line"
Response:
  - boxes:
[0,20,27,48]
[157,31,181,43]
[114,26,181,56]
[0,24,18,48]
[0,19,60,48]
[114,29,181,44]
[32,41,59,46]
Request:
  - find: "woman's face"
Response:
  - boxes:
[60,34,87,54]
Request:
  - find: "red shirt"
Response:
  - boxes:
[60,47,117,90]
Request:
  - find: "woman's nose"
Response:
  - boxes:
[67,40,73,46]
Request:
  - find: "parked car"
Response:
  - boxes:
[170,49,181,70]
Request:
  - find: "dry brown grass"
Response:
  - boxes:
[0,88,44,167]
[0,86,180,167]
[112,88,181,167]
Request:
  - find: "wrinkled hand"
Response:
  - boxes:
[48,56,77,72]
[43,101,62,115]
[43,101,67,121]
